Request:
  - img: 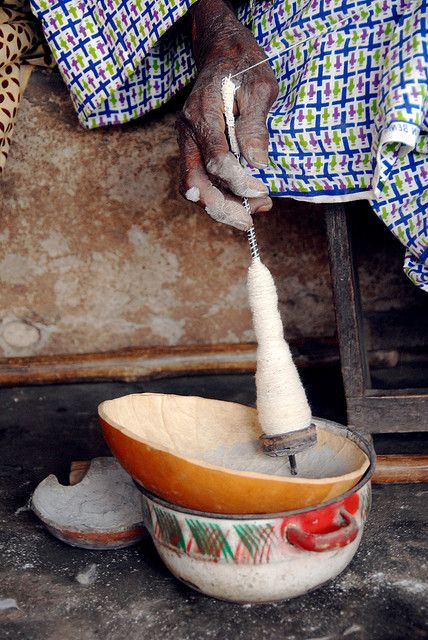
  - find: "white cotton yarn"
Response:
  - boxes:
[221,78,240,156]
[248,257,312,436]
[221,76,312,438]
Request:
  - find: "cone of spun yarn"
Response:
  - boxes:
[247,257,312,437]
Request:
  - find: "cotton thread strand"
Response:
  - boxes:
[221,76,312,437]
[228,14,352,80]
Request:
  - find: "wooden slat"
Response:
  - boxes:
[325,205,371,399]
[69,455,428,486]
[0,344,257,386]
[373,455,428,484]
[347,394,428,433]
[367,388,428,398]
[0,341,341,386]
[0,342,419,388]
[0,343,418,394]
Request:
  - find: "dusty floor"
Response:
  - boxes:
[0,374,427,640]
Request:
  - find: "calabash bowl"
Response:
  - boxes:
[99,393,370,514]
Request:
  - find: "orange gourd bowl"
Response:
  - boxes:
[98,393,370,515]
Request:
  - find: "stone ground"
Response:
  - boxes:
[0,373,427,640]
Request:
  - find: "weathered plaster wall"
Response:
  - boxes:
[0,69,423,358]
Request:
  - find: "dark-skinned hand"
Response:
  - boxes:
[176,0,279,231]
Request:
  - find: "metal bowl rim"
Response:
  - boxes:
[135,418,375,521]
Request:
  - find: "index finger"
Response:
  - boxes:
[183,89,268,199]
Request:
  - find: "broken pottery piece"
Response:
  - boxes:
[99,393,370,514]
[31,457,146,549]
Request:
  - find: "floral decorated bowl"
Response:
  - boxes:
[137,427,375,603]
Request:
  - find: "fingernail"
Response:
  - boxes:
[185,187,200,203]
[248,148,269,168]
[242,187,269,198]
[233,220,251,231]
[224,202,252,231]
[256,198,273,213]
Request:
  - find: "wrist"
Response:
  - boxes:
[190,0,240,68]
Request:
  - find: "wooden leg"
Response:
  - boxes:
[325,204,371,426]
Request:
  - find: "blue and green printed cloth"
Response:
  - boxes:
[30,0,428,290]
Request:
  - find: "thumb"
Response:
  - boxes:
[235,75,278,168]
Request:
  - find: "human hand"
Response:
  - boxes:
[176,0,278,231]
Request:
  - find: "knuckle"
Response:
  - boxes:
[181,107,194,124]
[259,77,279,102]
[182,97,198,124]
[183,91,218,126]
[251,64,278,94]
[237,118,269,141]
[270,82,279,102]
[205,152,227,176]
[267,75,280,100]
[194,111,220,139]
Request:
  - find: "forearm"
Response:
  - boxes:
[190,0,249,68]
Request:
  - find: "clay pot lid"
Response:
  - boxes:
[31,457,146,549]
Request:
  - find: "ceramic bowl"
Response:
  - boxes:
[99,393,370,514]
[138,429,374,603]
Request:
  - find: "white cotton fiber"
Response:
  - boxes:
[248,257,312,436]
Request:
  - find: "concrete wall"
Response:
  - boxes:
[0,69,423,358]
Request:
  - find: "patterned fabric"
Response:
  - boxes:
[29,0,428,290]
[0,1,52,171]
[30,0,198,127]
